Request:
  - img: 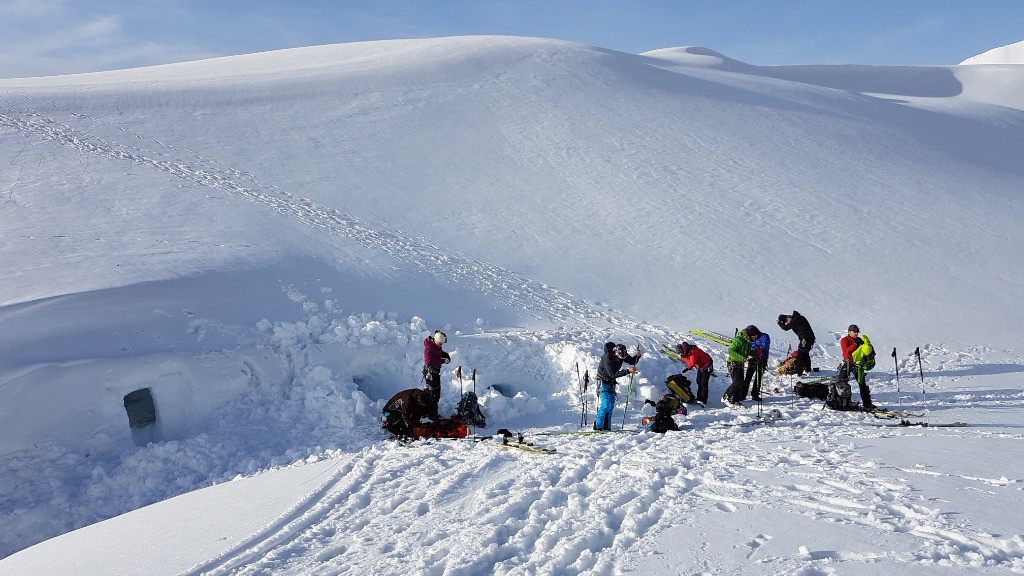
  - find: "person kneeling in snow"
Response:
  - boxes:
[381,388,439,438]
[642,393,686,433]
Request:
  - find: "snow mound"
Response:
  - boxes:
[960,39,1024,65]
[641,46,751,70]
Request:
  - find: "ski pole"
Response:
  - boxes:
[621,371,636,430]
[472,368,477,396]
[583,369,590,426]
[621,340,641,430]
[914,347,928,417]
[576,363,585,428]
[891,348,902,412]
[755,349,764,419]
[457,366,463,396]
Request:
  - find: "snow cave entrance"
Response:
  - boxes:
[123,388,157,446]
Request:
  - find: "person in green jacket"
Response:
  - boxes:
[722,327,752,406]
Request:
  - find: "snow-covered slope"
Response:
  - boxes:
[5,37,1024,343]
[960,39,1024,65]
[2,36,1024,573]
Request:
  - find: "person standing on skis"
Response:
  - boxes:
[744,326,770,401]
[675,341,713,407]
[422,330,451,417]
[594,342,640,430]
[777,311,816,375]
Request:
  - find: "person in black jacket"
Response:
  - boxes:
[777,311,816,376]
[381,388,438,438]
[594,342,640,430]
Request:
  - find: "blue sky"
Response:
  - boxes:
[1,0,1022,78]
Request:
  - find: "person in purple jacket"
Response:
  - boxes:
[422,330,451,415]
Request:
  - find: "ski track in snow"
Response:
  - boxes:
[0,93,674,343]
[5,93,1024,574]
[177,421,1024,575]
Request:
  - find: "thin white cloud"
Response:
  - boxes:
[0,0,64,17]
[0,4,213,78]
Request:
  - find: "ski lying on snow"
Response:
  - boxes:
[532,428,640,437]
[873,420,968,428]
[392,435,491,447]
[864,408,925,419]
[688,329,732,346]
[660,343,683,362]
[492,440,557,454]
[492,429,557,453]
[715,415,786,427]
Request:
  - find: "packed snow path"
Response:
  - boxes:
[181,412,1024,575]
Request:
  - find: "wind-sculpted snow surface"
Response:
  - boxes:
[0,90,673,341]
[2,37,1024,575]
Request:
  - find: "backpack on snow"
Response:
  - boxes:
[825,380,854,410]
[410,418,470,439]
[665,374,695,404]
[794,380,829,400]
[776,351,800,375]
[851,334,876,371]
[455,391,487,427]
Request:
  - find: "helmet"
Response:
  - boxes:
[745,325,760,336]
[675,342,691,356]
[614,344,628,359]
[433,330,447,345]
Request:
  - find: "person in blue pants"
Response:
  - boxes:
[594,342,640,430]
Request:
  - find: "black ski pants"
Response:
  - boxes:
[838,360,873,408]
[725,362,746,404]
[796,337,815,375]
[695,364,712,404]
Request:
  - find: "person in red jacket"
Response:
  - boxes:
[422,330,451,416]
[839,324,874,409]
[675,341,714,407]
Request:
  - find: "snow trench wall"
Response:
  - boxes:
[0,353,278,457]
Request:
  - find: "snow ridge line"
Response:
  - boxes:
[0,103,677,343]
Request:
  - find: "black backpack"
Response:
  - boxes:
[794,381,829,400]
[455,391,487,427]
[825,380,854,410]
[665,374,695,403]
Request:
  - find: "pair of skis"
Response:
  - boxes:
[493,429,556,454]
[688,329,731,346]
